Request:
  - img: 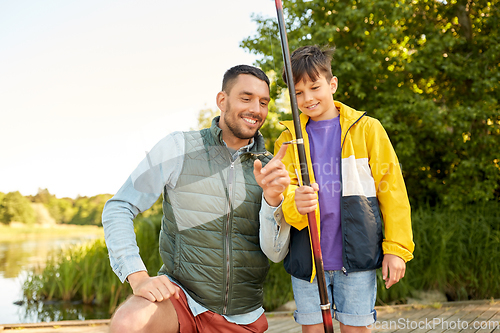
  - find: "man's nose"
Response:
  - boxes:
[249,99,260,112]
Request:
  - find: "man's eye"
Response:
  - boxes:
[261,102,268,107]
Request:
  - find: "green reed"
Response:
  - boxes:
[263,261,294,311]
[22,217,157,314]
[376,201,500,304]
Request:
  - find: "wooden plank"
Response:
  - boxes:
[440,303,489,333]
[266,313,301,332]
[1,300,498,333]
[375,306,440,333]
[0,320,109,333]
[421,305,466,333]
[472,302,500,333]
[475,302,500,333]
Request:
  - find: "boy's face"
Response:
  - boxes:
[217,74,270,149]
[295,73,338,121]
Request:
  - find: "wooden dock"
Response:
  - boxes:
[1,299,499,332]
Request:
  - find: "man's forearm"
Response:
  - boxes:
[259,197,290,263]
[102,198,148,282]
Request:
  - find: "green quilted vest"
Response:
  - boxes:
[158,117,272,315]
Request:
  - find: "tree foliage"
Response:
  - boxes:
[27,188,112,225]
[69,194,113,226]
[241,0,500,207]
[0,191,36,224]
[32,188,76,224]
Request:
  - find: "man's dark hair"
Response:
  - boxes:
[282,45,335,85]
[222,65,270,94]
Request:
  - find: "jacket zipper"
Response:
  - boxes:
[223,160,235,314]
[340,112,366,276]
[221,150,269,313]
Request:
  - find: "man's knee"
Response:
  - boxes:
[109,296,178,333]
[109,301,141,333]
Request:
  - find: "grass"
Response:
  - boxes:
[22,202,500,316]
[263,261,294,311]
[22,217,160,315]
[376,201,500,304]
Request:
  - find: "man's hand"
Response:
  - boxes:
[294,183,319,215]
[382,254,406,289]
[127,271,181,302]
[254,144,290,207]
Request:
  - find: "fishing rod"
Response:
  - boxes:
[274,1,334,332]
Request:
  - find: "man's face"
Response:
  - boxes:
[217,74,270,148]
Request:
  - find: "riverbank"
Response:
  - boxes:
[0,224,104,242]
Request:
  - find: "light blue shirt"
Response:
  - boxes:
[102,131,290,325]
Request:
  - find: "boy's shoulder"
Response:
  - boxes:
[337,102,382,129]
[358,113,383,128]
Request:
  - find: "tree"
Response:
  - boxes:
[31,188,76,224]
[0,191,36,224]
[195,107,220,130]
[69,194,112,225]
[241,0,500,207]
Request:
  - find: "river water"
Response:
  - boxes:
[0,234,107,325]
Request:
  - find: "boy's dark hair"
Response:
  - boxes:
[222,65,270,94]
[282,45,335,85]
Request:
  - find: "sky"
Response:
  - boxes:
[0,0,279,199]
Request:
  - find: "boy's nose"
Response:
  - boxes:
[304,91,313,102]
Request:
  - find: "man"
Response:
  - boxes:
[102,65,291,333]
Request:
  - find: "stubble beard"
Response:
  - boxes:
[223,100,262,140]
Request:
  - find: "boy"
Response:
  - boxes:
[275,46,414,333]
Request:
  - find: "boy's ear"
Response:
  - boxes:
[216,91,226,113]
[330,76,338,95]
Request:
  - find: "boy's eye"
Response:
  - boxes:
[296,91,302,96]
[312,86,319,90]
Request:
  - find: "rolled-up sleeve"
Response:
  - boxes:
[259,196,290,263]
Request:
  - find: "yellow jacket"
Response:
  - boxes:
[276,101,414,282]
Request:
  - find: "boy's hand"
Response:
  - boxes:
[128,271,181,302]
[254,144,290,207]
[382,254,406,289]
[295,183,319,215]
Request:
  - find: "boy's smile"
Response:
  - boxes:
[295,73,339,121]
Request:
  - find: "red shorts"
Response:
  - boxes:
[170,287,268,333]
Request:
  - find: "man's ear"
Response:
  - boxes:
[330,76,338,95]
[216,91,226,113]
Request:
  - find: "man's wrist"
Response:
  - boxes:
[127,270,149,289]
[264,194,283,207]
